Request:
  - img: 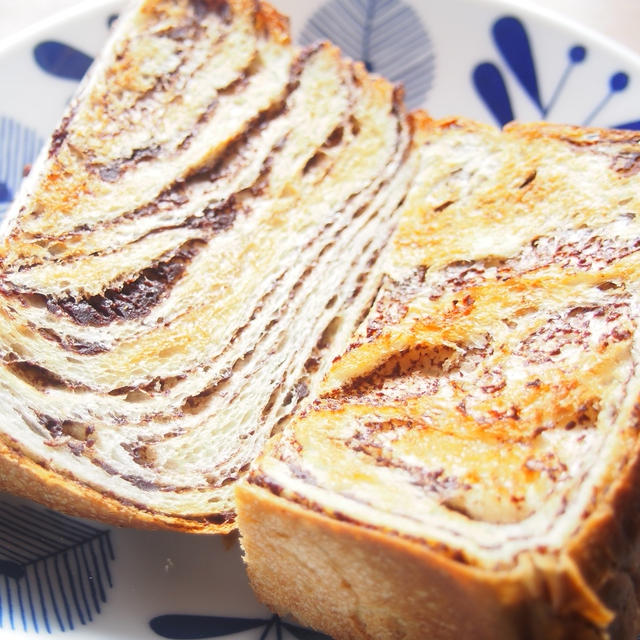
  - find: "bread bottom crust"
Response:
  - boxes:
[0,440,232,533]
[236,482,640,640]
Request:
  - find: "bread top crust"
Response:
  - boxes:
[0,0,413,531]
[246,117,640,615]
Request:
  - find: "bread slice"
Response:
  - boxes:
[236,116,640,639]
[0,0,415,532]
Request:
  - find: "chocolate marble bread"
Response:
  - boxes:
[237,117,640,640]
[0,0,415,532]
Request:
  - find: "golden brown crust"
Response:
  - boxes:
[0,438,231,533]
[236,482,521,640]
[237,472,640,640]
[564,414,640,639]
[504,120,640,146]
[255,0,290,44]
[236,483,606,640]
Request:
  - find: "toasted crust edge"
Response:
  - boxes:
[237,475,640,640]
[0,439,234,533]
[235,481,526,640]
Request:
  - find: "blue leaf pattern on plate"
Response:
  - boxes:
[492,16,542,112]
[614,119,640,130]
[150,613,332,640]
[0,117,43,220]
[583,71,630,125]
[473,15,640,129]
[151,615,265,638]
[33,41,93,81]
[0,499,115,633]
[300,0,434,109]
[282,621,333,640]
[472,62,514,127]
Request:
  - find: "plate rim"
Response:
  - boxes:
[1,0,640,73]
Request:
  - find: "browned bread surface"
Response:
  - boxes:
[237,117,640,638]
[0,0,415,532]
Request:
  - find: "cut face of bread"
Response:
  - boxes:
[0,0,415,532]
[237,118,640,638]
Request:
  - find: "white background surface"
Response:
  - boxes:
[0,0,639,57]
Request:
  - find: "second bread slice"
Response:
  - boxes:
[237,116,640,639]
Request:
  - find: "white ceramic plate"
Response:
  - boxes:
[1,1,640,638]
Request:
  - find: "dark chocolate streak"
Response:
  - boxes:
[68,438,245,493]
[346,420,469,494]
[611,151,640,176]
[103,104,407,475]
[257,167,408,427]
[422,227,640,305]
[3,431,236,525]
[88,2,306,183]
[28,195,241,329]
[177,65,259,154]
[91,36,242,182]
[155,44,323,194]
[247,468,472,563]
[137,2,230,92]
[11,223,338,490]
[193,0,231,21]
[96,145,163,183]
[48,112,75,158]
[251,375,623,558]
[8,48,334,328]
[557,131,640,176]
[45,242,200,326]
[37,327,108,355]
[6,360,78,390]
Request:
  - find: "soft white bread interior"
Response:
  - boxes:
[0,0,415,532]
[236,116,640,639]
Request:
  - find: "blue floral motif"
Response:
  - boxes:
[0,498,115,633]
[32,12,118,82]
[0,117,43,220]
[150,613,332,640]
[300,0,435,109]
[33,41,94,81]
[473,15,640,130]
